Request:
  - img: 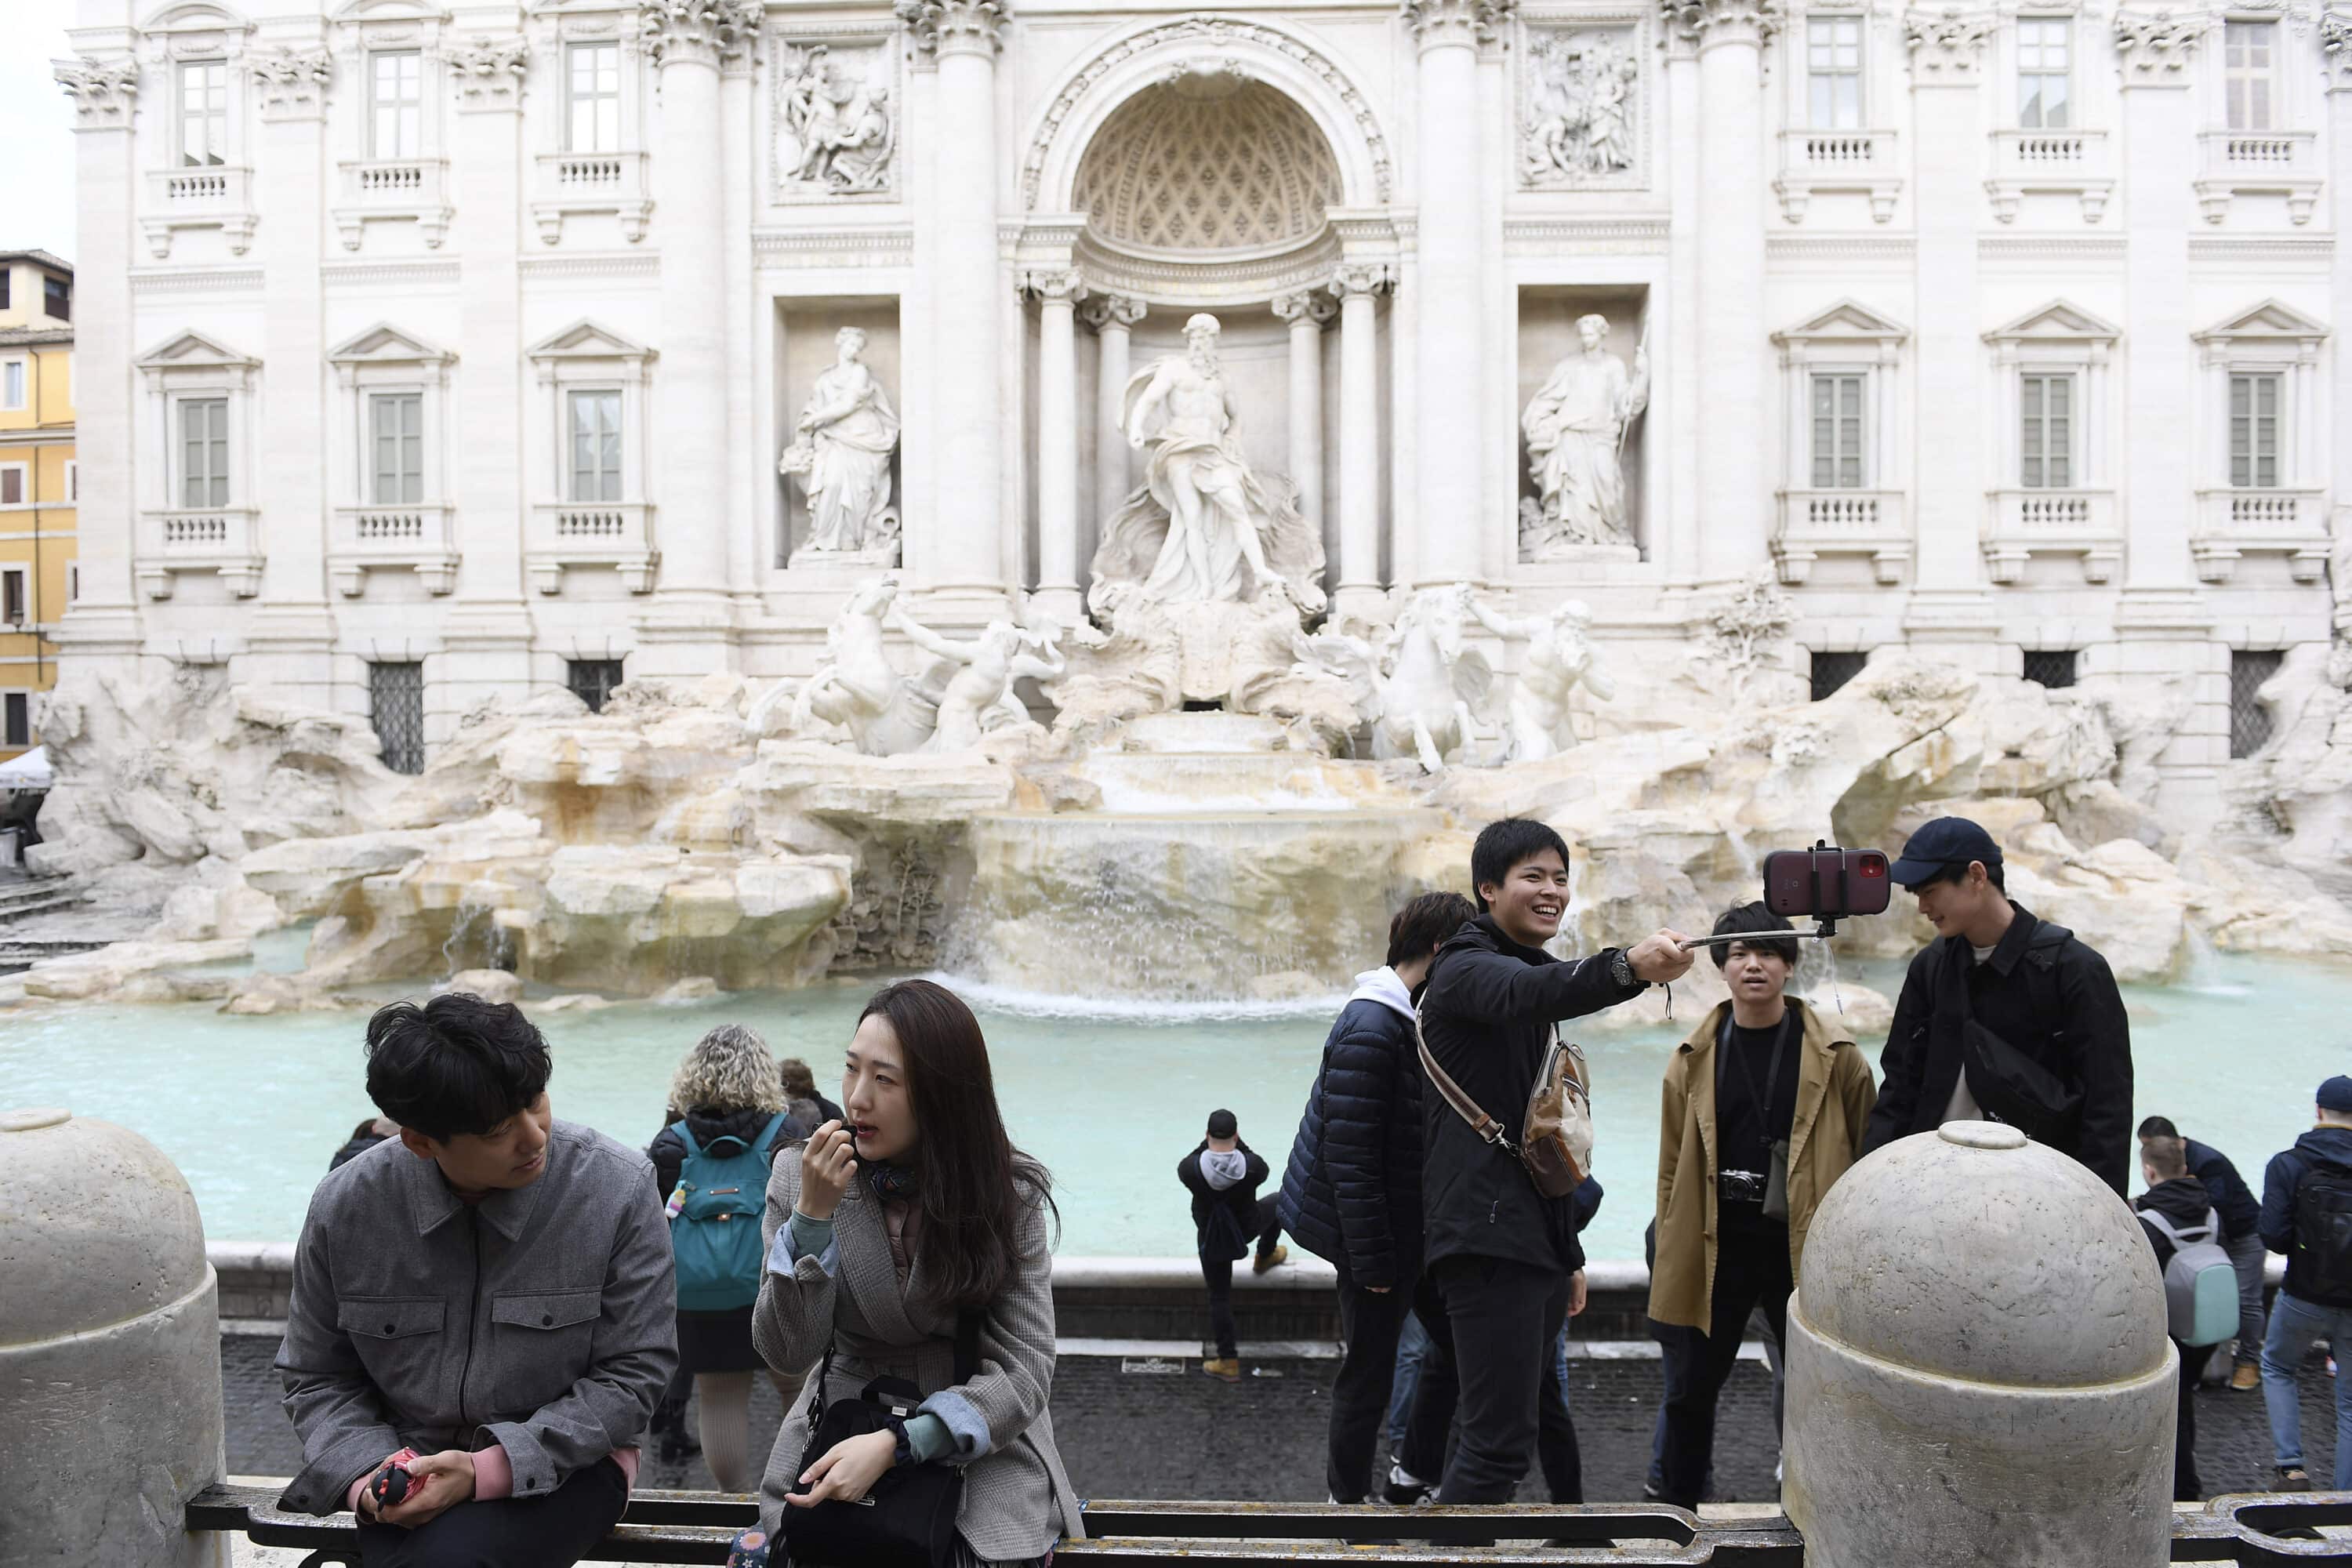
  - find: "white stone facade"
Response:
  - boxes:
[51,0,2352,818]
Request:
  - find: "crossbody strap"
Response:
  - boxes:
[1411,1007,1518,1156]
[805,1308,983,1432]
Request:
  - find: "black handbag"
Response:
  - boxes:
[1953,935,2082,1142]
[779,1310,981,1568]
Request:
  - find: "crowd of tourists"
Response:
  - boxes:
[274,810,2348,1567]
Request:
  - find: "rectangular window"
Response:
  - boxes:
[369,392,424,504]
[2022,649,2078,689]
[567,658,626,713]
[1807,16,1864,129]
[43,274,70,324]
[1809,373,1867,488]
[2229,372,2281,488]
[2225,21,2276,130]
[0,270,9,310]
[1809,650,1867,702]
[178,60,227,168]
[2,361,24,410]
[1,570,24,624]
[0,467,22,506]
[567,42,622,153]
[2230,648,2283,758]
[2019,372,2074,488]
[2017,18,2071,129]
[64,460,77,502]
[2,693,27,749]
[568,389,622,502]
[67,563,79,602]
[370,50,423,158]
[370,660,426,775]
[180,397,230,509]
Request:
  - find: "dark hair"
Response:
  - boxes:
[1388,891,1477,969]
[1469,818,1572,911]
[779,1057,817,1099]
[1901,858,2006,895]
[365,993,553,1142]
[1708,902,1802,971]
[2137,1116,2180,1141]
[858,978,1056,1312]
[1206,1109,1238,1140]
[348,1117,382,1142]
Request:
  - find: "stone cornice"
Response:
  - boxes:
[1401,0,1519,50]
[1661,0,1782,49]
[2321,11,2352,89]
[2111,9,2209,84]
[1905,7,1995,81]
[449,34,530,109]
[641,0,764,69]
[54,56,140,127]
[246,45,334,119]
[896,0,1006,58]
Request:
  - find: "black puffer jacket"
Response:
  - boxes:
[1278,981,1424,1288]
[648,1105,800,1201]
[1419,915,1645,1276]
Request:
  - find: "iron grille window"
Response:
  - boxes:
[370,661,426,774]
[2230,649,2283,759]
[1810,650,1867,702]
[2022,649,2078,689]
[568,659,625,713]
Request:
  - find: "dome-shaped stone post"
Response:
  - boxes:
[1782,1120,2175,1568]
[0,1108,227,1566]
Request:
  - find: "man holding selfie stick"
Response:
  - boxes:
[1863,816,2134,1194]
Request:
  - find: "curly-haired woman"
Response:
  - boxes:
[648,1023,804,1493]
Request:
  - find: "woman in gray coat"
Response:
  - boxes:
[749,978,1083,1566]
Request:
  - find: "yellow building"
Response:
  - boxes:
[0,251,74,763]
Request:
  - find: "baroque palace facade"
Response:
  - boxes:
[48,0,2352,810]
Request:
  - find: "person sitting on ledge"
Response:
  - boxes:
[274,993,678,1566]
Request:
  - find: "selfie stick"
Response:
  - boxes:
[1676,927,1840,951]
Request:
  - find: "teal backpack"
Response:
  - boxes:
[2140,1206,2239,1348]
[667,1113,789,1312]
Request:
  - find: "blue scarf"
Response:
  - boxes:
[862,1157,918,1202]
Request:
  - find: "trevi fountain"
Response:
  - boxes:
[19,0,2352,1253]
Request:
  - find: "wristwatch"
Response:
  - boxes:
[1607,948,1641,991]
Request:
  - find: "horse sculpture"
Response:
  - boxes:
[1294,584,1495,772]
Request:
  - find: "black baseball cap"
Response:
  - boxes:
[1889,817,2003,887]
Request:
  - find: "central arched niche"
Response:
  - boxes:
[1072,74,1343,256]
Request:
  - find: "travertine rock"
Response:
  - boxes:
[442,968,524,1005]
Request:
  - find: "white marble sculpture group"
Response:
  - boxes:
[770,310,1628,768]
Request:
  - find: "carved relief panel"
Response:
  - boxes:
[1518,16,1650,189]
[771,30,899,201]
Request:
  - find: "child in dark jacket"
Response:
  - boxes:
[1178,1109,1285,1381]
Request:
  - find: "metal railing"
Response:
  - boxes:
[183,1486,2352,1566]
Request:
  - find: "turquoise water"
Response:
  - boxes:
[4,951,2347,1261]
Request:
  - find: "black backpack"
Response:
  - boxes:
[2291,1166,2352,1308]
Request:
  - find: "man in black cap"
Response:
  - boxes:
[1862,815,2133,1194]
[2255,1075,2352,1491]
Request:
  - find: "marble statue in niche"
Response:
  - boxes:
[1521,313,1649,556]
[1468,593,1614,760]
[1089,313,1327,616]
[780,326,901,561]
[777,42,895,194]
[1522,29,1639,186]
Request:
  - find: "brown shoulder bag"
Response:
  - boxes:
[1414,1011,1595,1200]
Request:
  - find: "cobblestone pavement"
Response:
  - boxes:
[223,1333,2344,1504]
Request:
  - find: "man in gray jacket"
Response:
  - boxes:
[275,993,677,1566]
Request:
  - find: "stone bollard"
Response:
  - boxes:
[0,1108,227,1568]
[1782,1121,2176,1567]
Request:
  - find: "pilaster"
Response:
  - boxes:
[2325,12,2352,635]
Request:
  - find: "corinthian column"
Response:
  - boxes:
[1083,293,1145,532]
[1901,9,1997,653]
[1402,0,1511,585]
[1272,289,1336,539]
[49,58,144,666]
[636,0,760,673]
[900,0,1009,615]
[1028,269,1085,616]
[1666,0,1773,584]
[1330,264,1388,617]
